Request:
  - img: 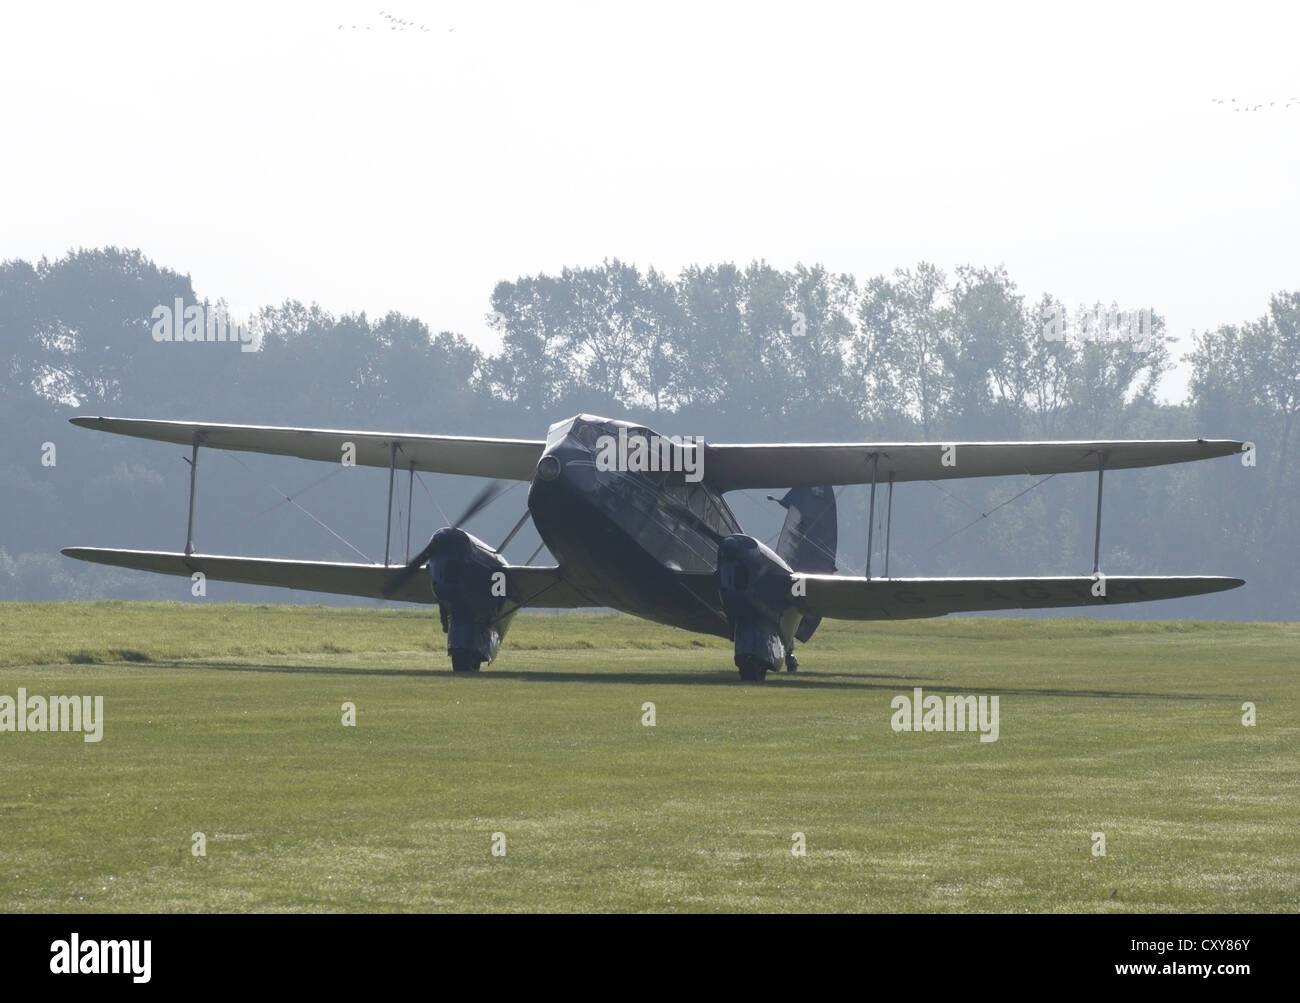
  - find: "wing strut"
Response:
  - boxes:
[183,433,202,556]
[884,473,894,579]
[405,460,415,563]
[1092,450,1106,575]
[383,441,398,567]
[865,452,879,579]
[497,509,531,555]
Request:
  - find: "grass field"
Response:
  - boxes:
[0,602,1296,913]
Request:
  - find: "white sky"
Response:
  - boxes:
[2,0,1297,403]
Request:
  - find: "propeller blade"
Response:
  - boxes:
[453,481,506,529]
[383,537,437,596]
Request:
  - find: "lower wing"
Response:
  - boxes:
[795,574,1244,620]
[61,547,595,609]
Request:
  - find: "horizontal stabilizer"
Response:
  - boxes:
[69,416,544,481]
[703,439,1244,491]
[61,548,594,609]
[795,574,1245,621]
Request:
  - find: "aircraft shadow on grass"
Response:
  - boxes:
[152,659,1218,701]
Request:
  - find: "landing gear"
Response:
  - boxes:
[736,655,768,682]
[451,651,483,673]
[785,651,799,673]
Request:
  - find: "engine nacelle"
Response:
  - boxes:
[427,527,516,671]
[716,534,803,680]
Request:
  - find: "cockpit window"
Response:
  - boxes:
[574,422,601,449]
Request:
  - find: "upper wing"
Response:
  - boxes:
[702,439,1244,491]
[69,416,544,481]
[794,574,1245,621]
[61,547,596,609]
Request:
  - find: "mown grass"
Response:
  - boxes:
[0,602,1295,913]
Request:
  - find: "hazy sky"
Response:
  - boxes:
[3,0,1297,403]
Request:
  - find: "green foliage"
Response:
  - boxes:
[0,248,1293,615]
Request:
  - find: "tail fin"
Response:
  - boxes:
[773,486,837,642]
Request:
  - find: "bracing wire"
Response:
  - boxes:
[219,450,374,562]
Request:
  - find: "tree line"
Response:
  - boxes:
[1,247,1294,618]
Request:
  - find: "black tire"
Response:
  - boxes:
[451,652,483,673]
[736,655,768,682]
[785,652,799,673]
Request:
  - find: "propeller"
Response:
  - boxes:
[450,481,508,530]
[382,481,506,596]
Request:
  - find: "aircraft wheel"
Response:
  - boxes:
[785,653,799,673]
[451,652,483,673]
[736,656,768,682]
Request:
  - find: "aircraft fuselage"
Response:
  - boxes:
[526,415,739,638]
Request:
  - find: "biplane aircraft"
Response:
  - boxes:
[63,414,1246,680]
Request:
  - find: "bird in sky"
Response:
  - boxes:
[378,9,439,32]
[338,11,455,34]
[1211,96,1296,112]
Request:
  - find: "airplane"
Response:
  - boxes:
[62,414,1247,681]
